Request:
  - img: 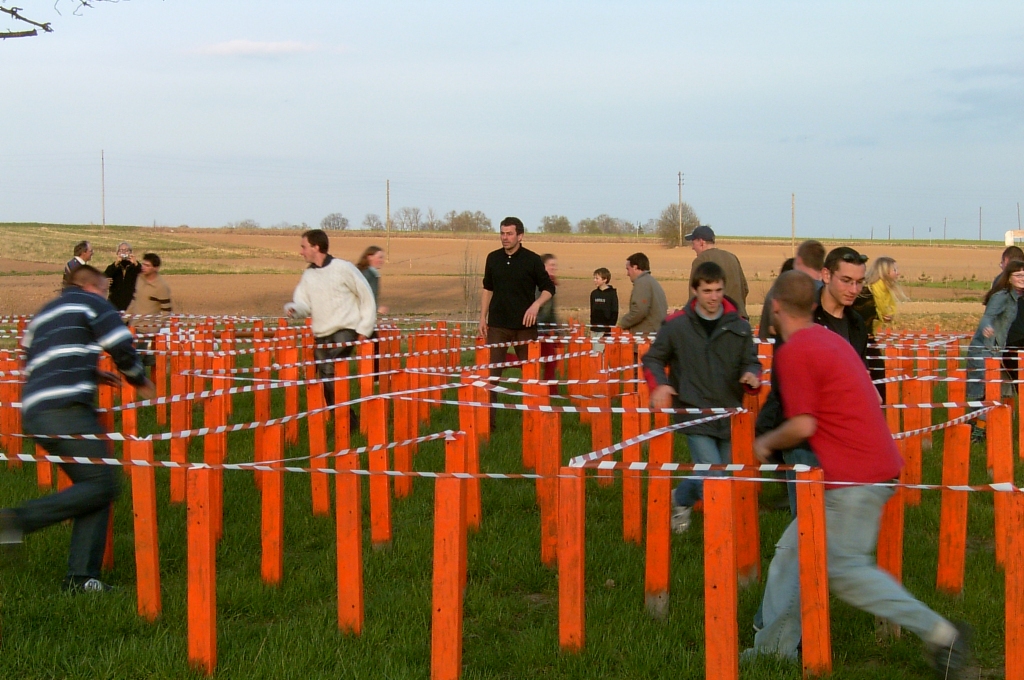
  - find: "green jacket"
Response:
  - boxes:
[619,271,668,335]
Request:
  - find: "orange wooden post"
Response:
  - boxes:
[703,477,739,680]
[644,415,672,620]
[795,468,832,676]
[120,381,137,484]
[393,372,414,499]
[35,443,52,489]
[757,342,773,409]
[358,337,375,404]
[521,349,541,471]
[168,342,187,502]
[947,362,966,421]
[903,381,923,507]
[991,404,1014,568]
[877,449,906,584]
[884,345,901,434]
[592,354,614,488]
[537,398,559,568]
[204,356,227,543]
[621,392,643,545]
[282,338,300,445]
[985,356,1002,470]
[307,380,331,517]
[333,359,351,452]
[336,450,364,634]
[459,373,482,529]
[154,333,169,426]
[187,465,217,676]
[937,424,970,595]
[261,424,284,585]
[558,466,586,652]
[416,333,431,427]
[445,433,469,594]
[367,398,393,548]
[474,347,491,442]
[430,476,467,680]
[730,410,760,587]
[1005,491,1024,680]
[130,439,161,621]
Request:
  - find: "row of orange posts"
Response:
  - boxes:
[1,319,1024,678]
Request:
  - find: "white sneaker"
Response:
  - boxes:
[670,501,692,534]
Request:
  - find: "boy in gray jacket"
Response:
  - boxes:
[642,261,761,533]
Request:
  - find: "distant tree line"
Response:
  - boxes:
[227,201,702,247]
[537,202,701,246]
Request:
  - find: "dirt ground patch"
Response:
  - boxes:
[0,229,1002,325]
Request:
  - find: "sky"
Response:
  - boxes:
[2,1,1023,239]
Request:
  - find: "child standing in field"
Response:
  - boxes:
[590,268,618,340]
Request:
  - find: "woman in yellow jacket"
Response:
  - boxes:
[865,256,906,334]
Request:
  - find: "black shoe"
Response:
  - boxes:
[62,576,115,593]
[925,621,972,679]
[0,509,23,548]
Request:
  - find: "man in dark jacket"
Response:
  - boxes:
[643,261,761,533]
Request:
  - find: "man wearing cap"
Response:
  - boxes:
[686,226,749,318]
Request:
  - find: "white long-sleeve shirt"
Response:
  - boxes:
[289,256,377,338]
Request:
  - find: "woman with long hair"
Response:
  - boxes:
[356,245,388,316]
[537,254,559,394]
[867,257,906,333]
[966,259,1024,439]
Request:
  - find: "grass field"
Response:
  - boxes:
[0,347,1013,679]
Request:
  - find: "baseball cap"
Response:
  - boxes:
[684,225,716,242]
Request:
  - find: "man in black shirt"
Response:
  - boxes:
[479,216,556,387]
[103,242,142,312]
[814,246,869,363]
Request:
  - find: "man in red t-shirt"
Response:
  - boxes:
[743,271,970,677]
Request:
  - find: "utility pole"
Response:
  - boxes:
[1018,202,1021,230]
[979,206,982,240]
[101,150,106,227]
[677,171,683,247]
[912,225,915,240]
[944,217,947,240]
[888,224,891,240]
[386,180,391,262]
[791,193,795,255]
[870,225,873,240]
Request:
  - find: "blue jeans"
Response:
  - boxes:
[17,404,120,580]
[753,484,945,659]
[673,435,731,508]
[783,447,820,517]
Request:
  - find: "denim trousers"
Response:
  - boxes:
[753,484,945,659]
[18,404,121,580]
[314,329,358,406]
[673,434,732,508]
[783,447,821,517]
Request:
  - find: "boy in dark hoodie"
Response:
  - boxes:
[589,268,618,337]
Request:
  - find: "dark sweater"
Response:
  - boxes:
[21,287,147,416]
[590,286,618,333]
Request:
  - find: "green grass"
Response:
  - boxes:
[0,360,1013,678]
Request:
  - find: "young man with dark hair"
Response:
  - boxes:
[685,225,750,318]
[285,228,377,405]
[590,267,618,336]
[995,245,1024,287]
[479,216,555,363]
[619,252,668,335]
[745,271,971,677]
[642,260,761,532]
[817,246,870,362]
[759,239,825,341]
[129,253,173,317]
[1,265,155,593]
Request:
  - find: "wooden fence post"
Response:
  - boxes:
[336,451,364,635]
[261,424,284,586]
[644,415,672,620]
[430,476,467,680]
[796,468,831,676]
[130,439,161,622]
[703,477,738,680]
[937,424,970,595]
[367,398,393,548]
[187,465,216,675]
[558,466,585,652]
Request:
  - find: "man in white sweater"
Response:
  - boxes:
[285,229,377,405]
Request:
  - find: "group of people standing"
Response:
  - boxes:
[64,240,173,317]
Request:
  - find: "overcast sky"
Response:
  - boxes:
[3,1,1022,238]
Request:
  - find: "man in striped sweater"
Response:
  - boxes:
[1,266,154,593]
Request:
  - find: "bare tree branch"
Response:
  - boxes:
[0,6,54,34]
